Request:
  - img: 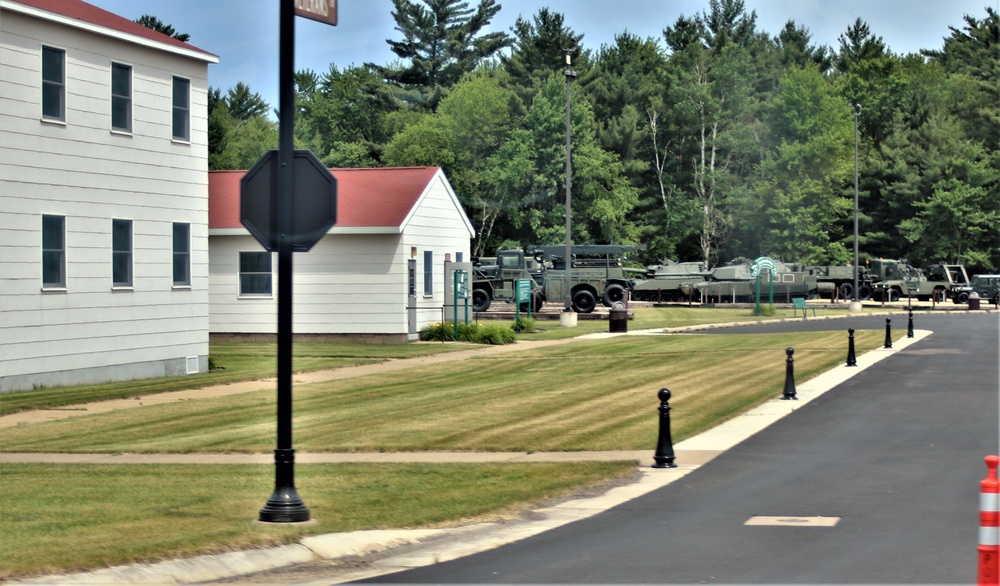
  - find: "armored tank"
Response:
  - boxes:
[630,260,710,302]
[680,258,817,303]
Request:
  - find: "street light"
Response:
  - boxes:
[852,103,862,310]
[562,43,577,319]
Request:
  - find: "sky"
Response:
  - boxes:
[85,0,996,109]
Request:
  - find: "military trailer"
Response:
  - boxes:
[630,260,711,302]
[527,244,646,313]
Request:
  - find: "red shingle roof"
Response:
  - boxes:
[8,0,216,58]
[209,166,446,231]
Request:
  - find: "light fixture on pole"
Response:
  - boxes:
[852,103,862,311]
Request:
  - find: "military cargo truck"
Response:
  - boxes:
[471,249,543,313]
[809,264,874,300]
[868,259,969,302]
[952,274,1000,305]
[527,244,646,313]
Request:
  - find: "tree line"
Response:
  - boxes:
[196,0,999,272]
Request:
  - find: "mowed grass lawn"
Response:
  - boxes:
[0,308,899,579]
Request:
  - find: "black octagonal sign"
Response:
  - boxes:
[240,150,337,252]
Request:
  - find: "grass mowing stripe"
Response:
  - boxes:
[0,461,636,579]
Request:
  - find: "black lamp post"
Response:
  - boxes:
[562,43,577,315]
[852,103,861,307]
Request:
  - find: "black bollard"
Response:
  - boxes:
[652,388,678,469]
[907,307,914,338]
[782,347,798,400]
[884,318,893,348]
[846,328,857,367]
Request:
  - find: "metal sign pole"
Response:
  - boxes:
[259,0,309,523]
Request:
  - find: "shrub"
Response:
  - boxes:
[513,316,536,333]
[419,322,517,345]
[472,324,516,345]
[755,304,778,316]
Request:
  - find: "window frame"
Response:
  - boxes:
[238,251,273,297]
[110,62,132,133]
[171,76,190,142]
[172,222,191,287]
[41,45,65,122]
[112,218,133,288]
[41,214,66,289]
[423,250,433,296]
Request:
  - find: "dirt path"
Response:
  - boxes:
[0,338,577,429]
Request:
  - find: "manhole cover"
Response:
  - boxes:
[745,516,840,527]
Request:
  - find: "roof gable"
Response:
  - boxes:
[209,166,474,236]
[3,0,217,62]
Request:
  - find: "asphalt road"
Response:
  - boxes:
[362,312,999,584]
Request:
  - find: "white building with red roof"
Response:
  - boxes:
[208,166,474,342]
[0,0,218,391]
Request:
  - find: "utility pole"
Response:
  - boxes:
[561,41,577,324]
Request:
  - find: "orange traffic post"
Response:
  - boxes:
[979,455,999,585]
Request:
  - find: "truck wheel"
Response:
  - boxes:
[858,285,872,300]
[992,293,999,306]
[838,283,853,300]
[887,288,900,302]
[531,292,544,313]
[603,284,626,306]
[572,290,597,314]
[472,289,491,312]
[954,291,969,304]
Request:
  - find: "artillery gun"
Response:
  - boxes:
[680,258,818,303]
[630,260,711,302]
[526,244,646,313]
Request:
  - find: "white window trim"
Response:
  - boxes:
[237,251,274,298]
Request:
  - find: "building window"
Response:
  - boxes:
[42,215,65,288]
[111,63,131,132]
[423,250,433,296]
[41,46,65,121]
[172,223,190,286]
[239,251,272,296]
[112,219,132,287]
[172,76,190,141]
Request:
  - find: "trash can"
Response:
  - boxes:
[609,302,628,333]
[968,292,981,310]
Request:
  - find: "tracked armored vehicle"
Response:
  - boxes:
[630,260,710,302]
[680,258,818,303]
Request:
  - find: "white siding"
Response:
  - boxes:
[0,9,211,391]
[209,172,473,337]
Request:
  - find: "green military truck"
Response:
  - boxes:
[868,259,970,302]
[471,249,543,313]
[526,244,646,313]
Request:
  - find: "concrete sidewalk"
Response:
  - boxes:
[4,328,931,585]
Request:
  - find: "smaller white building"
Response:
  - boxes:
[208,166,474,343]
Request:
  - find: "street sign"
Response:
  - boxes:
[294,0,337,26]
[240,149,337,252]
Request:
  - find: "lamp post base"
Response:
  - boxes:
[559,309,578,328]
[849,301,864,313]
